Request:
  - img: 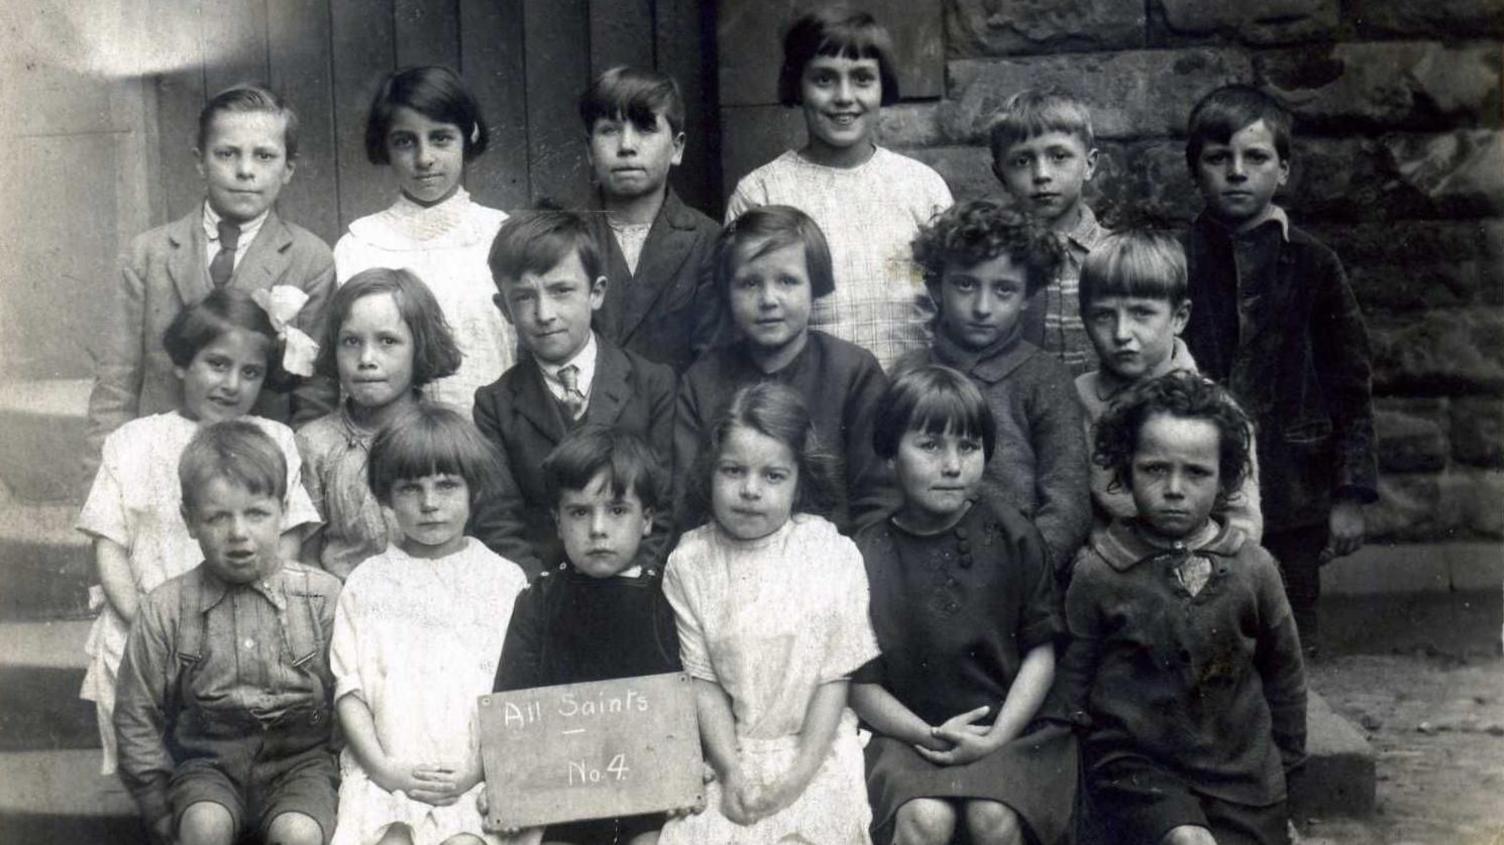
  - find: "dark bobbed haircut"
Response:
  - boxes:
[715,205,835,304]
[778,5,900,108]
[1185,84,1293,173]
[543,427,665,513]
[364,66,489,165]
[874,364,997,462]
[315,268,461,390]
[179,420,288,512]
[162,288,291,391]
[579,65,686,135]
[1078,227,1189,310]
[987,89,1095,161]
[910,199,1066,297]
[687,382,841,525]
[197,85,300,160]
[366,404,502,506]
[488,209,604,293]
[1093,370,1253,512]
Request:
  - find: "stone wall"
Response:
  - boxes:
[718,0,1504,544]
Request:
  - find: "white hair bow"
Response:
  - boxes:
[251,286,319,377]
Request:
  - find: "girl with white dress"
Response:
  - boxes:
[724,8,952,372]
[330,404,527,845]
[77,288,321,774]
[334,66,513,414]
[660,382,879,844]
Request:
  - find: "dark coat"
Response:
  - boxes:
[1183,213,1378,530]
[586,188,723,375]
[471,336,676,578]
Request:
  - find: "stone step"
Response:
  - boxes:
[0,621,97,752]
[0,377,92,503]
[1291,691,1377,819]
[0,501,92,621]
[0,748,144,843]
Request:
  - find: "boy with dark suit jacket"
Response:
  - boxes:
[578,66,722,375]
[87,85,335,463]
[473,210,676,578]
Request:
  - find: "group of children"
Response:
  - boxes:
[79,5,1378,845]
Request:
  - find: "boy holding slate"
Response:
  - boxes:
[491,428,682,845]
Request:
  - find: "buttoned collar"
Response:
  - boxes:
[199,562,288,612]
[1091,518,1246,572]
[1063,203,1105,253]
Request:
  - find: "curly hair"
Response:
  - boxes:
[910,199,1066,297]
[1093,370,1253,510]
[684,382,841,529]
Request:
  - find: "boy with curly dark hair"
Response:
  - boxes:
[903,198,1090,578]
[1061,369,1306,845]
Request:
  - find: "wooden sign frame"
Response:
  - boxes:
[479,672,704,830]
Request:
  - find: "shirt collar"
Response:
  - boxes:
[536,331,599,394]
[1063,203,1104,252]
[203,201,269,247]
[1090,337,1196,402]
[1201,204,1289,242]
[199,562,288,612]
[1092,518,1246,572]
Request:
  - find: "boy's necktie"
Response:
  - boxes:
[557,364,587,420]
[209,220,241,287]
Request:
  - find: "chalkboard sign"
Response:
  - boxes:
[478,672,704,830]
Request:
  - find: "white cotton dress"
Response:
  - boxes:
[329,537,527,845]
[333,188,514,415]
[659,514,879,845]
[725,147,954,372]
[76,412,321,774]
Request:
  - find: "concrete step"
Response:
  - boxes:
[0,501,91,621]
[0,620,97,752]
[0,377,92,503]
[0,748,144,843]
[1290,691,1377,819]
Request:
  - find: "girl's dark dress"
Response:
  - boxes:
[854,499,1077,844]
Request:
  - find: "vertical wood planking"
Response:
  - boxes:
[152,0,207,222]
[203,0,271,93]
[330,0,397,232]
[459,0,530,211]
[394,0,460,69]
[588,0,654,77]
[656,0,717,214]
[523,0,592,204]
[268,0,341,245]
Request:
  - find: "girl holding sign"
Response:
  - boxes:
[660,382,879,844]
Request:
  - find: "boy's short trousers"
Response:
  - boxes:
[544,811,667,844]
[169,742,337,843]
[1088,757,1289,845]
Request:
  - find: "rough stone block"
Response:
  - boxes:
[1259,42,1501,132]
[1093,140,1199,222]
[1308,220,1504,312]
[1320,541,1453,595]
[1352,0,1504,39]
[1386,130,1504,218]
[946,0,1145,57]
[1288,691,1376,818]
[1374,398,1450,473]
[1368,469,1504,542]
[1451,396,1504,468]
[1455,469,1504,539]
[880,102,947,149]
[905,145,999,201]
[1371,308,1504,395]
[1153,0,1339,45]
[945,49,1252,142]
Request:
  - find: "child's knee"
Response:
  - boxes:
[177,801,236,845]
[1160,824,1218,845]
[265,810,324,845]
[965,800,1022,843]
[895,798,957,845]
